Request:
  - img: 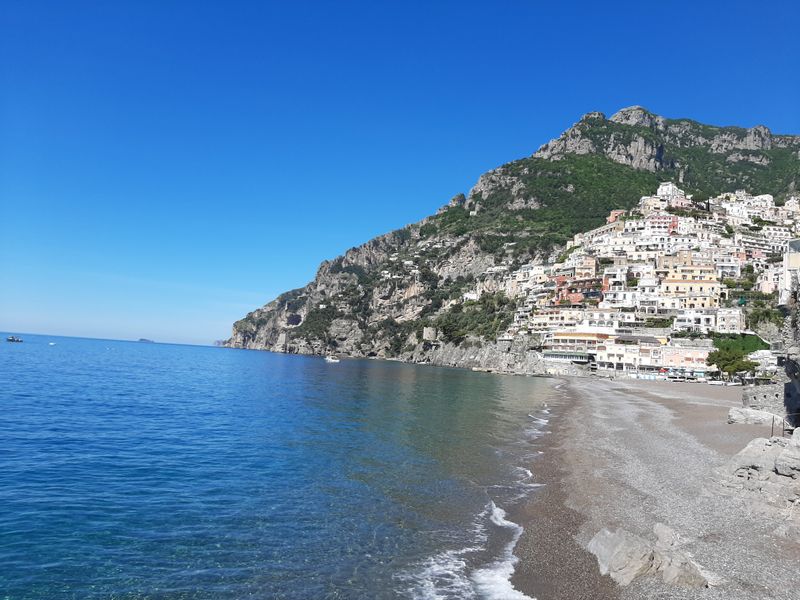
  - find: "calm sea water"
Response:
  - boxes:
[0,334,553,599]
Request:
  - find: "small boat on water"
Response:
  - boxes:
[6,336,23,343]
[324,356,340,363]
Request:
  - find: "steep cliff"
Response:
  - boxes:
[226,107,800,363]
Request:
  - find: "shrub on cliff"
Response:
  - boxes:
[433,293,514,345]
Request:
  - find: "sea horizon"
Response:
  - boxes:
[1,331,221,349]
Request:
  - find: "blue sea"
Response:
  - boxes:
[0,334,554,599]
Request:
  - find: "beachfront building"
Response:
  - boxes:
[594,335,665,374]
[595,335,711,379]
[541,327,613,363]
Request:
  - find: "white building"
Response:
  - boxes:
[780,239,800,304]
[673,307,745,334]
[657,182,685,201]
[716,307,746,334]
[673,309,717,334]
[758,264,783,294]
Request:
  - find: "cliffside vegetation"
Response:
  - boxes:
[423,155,661,253]
[428,293,515,346]
[540,109,800,199]
[370,292,516,357]
[706,334,769,377]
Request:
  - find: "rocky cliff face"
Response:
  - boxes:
[226,107,800,367]
[535,106,800,183]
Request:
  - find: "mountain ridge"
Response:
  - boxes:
[534,105,799,186]
[225,107,800,359]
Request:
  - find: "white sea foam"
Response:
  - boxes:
[403,548,477,599]
[398,518,487,599]
[403,400,551,599]
[522,428,549,441]
[470,502,535,600]
[526,413,549,425]
[402,502,535,600]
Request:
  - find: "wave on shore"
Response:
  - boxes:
[471,502,533,600]
[399,403,554,600]
[400,501,535,600]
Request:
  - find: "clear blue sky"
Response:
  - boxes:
[2,1,799,344]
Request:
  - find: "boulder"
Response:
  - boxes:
[587,525,710,588]
[726,437,787,478]
[724,438,788,492]
[653,524,709,587]
[727,407,777,425]
[720,436,800,511]
[587,528,655,586]
[775,443,800,478]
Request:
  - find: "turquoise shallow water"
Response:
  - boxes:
[0,334,552,599]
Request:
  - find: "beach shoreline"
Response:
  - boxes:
[510,377,800,600]
[509,378,620,600]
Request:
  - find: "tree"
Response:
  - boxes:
[707,347,758,379]
[726,358,759,376]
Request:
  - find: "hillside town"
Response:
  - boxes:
[248,179,800,388]
[457,182,800,382]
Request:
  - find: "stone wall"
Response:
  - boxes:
[742,379,789,415]
[742,295,800,427]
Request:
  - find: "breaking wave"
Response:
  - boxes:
[400,403,553,599]
[471,502,533,600]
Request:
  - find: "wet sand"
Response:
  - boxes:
[509,381,620,600]
[511,378,799,600]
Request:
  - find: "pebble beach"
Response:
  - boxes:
[510,378,800,600]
